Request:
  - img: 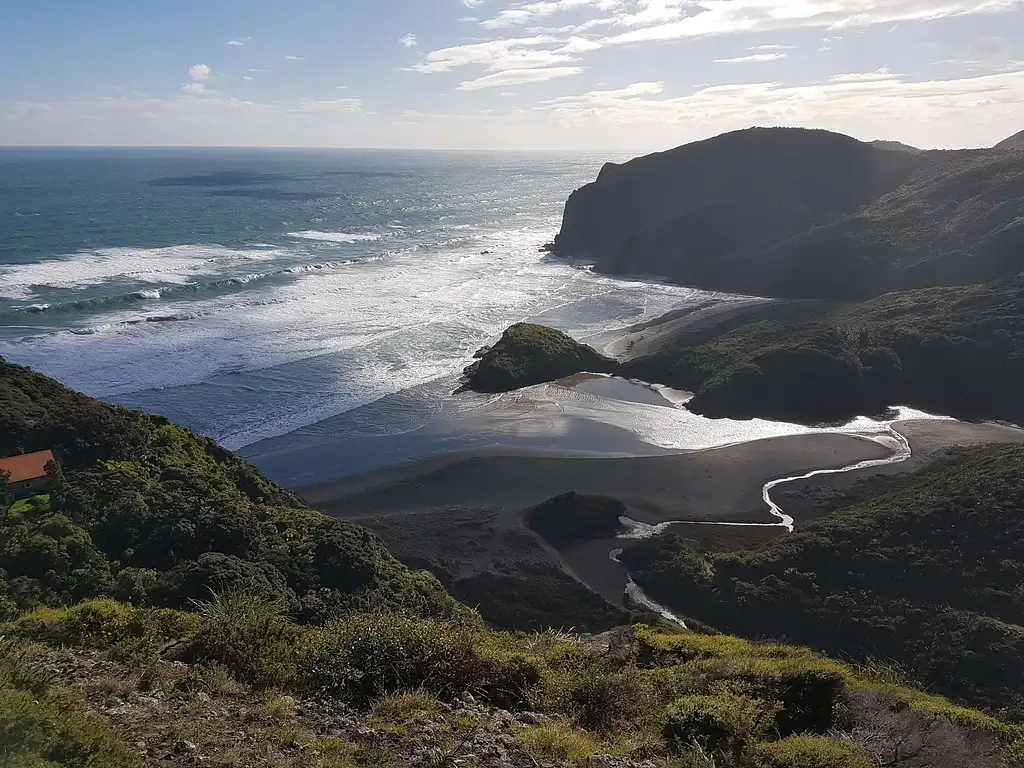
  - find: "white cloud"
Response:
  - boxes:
[462,0,485,6]
[539,69,1024,147]
[604,0,1021,46]
[242,76,254,81]
[715,52,788,63]
[400,33,418,48]
[6,68,1024,150]
[183,64,213,95]
[297,98,363,112]
[408,36,576,74]
[283,55,303,61]
[457,65,585,89]
[829,69,897,82]
[227,40,245,46]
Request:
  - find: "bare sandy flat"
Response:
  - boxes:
[308,418,1024,528]
[308,432,891,524]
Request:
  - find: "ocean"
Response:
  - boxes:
[0,148,720,470]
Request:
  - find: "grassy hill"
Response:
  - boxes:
[554,128,1024,300]
[621,275,1024,425]
[621,444,1024,721]
[5,597,1022,767]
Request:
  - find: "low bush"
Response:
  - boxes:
[753,735,872,768]
[183,593,302,689]
[0,635,137,767]
[0,688,138,768]
[371,690,442,721]
[295,613,543,707]
[567,668,650,733]
[662,693,768,760]
[11,599,202,648]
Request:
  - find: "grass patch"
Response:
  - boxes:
[517,719,603,764]
[753,735,873,768]
[372,690,442,721]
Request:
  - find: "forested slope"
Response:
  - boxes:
[621,275,1024,424]
[622,444,1024,720]
[0,356,463,623]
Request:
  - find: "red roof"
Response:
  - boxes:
[0,450,56,483]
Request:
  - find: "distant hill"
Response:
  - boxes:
[996,129,1024,149]
[870,139,921,153]
[554,128,1024,300]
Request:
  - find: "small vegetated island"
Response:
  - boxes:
[460,322,618,393]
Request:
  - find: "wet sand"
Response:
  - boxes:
[306,418,1024,608]
[307,431,892,522]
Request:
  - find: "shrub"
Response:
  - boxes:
[662,693,768,760]
[10,600,202,650]
[567,668,649,733]
[372,690,442,721]
[753,735,873,768]
[0,687,138,768]
[183,593,301,688]
[730,659,849,735]
[526,492,627,547]
[632,626,751,667]
[295,614,543,706]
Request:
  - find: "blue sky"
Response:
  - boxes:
[1,0,1022,150]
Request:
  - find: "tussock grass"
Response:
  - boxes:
[372,690,443,721]
[517,719,603,763]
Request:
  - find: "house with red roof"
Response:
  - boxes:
[0,450,58,503]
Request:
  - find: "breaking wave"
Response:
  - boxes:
[286,231,383,244]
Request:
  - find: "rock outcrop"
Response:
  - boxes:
[459,323,617,393]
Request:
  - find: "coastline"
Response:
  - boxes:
[287,298,1024,618]
[243,297,783,487]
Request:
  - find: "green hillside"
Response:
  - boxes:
[0,356,462,624]
[621,444,1024,720]
[621,275,1024,424]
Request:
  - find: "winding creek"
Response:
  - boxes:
[608,424,917,629]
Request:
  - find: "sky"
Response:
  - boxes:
[1,0,1022,151]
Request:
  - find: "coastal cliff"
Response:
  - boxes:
[554,127,1024,299]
